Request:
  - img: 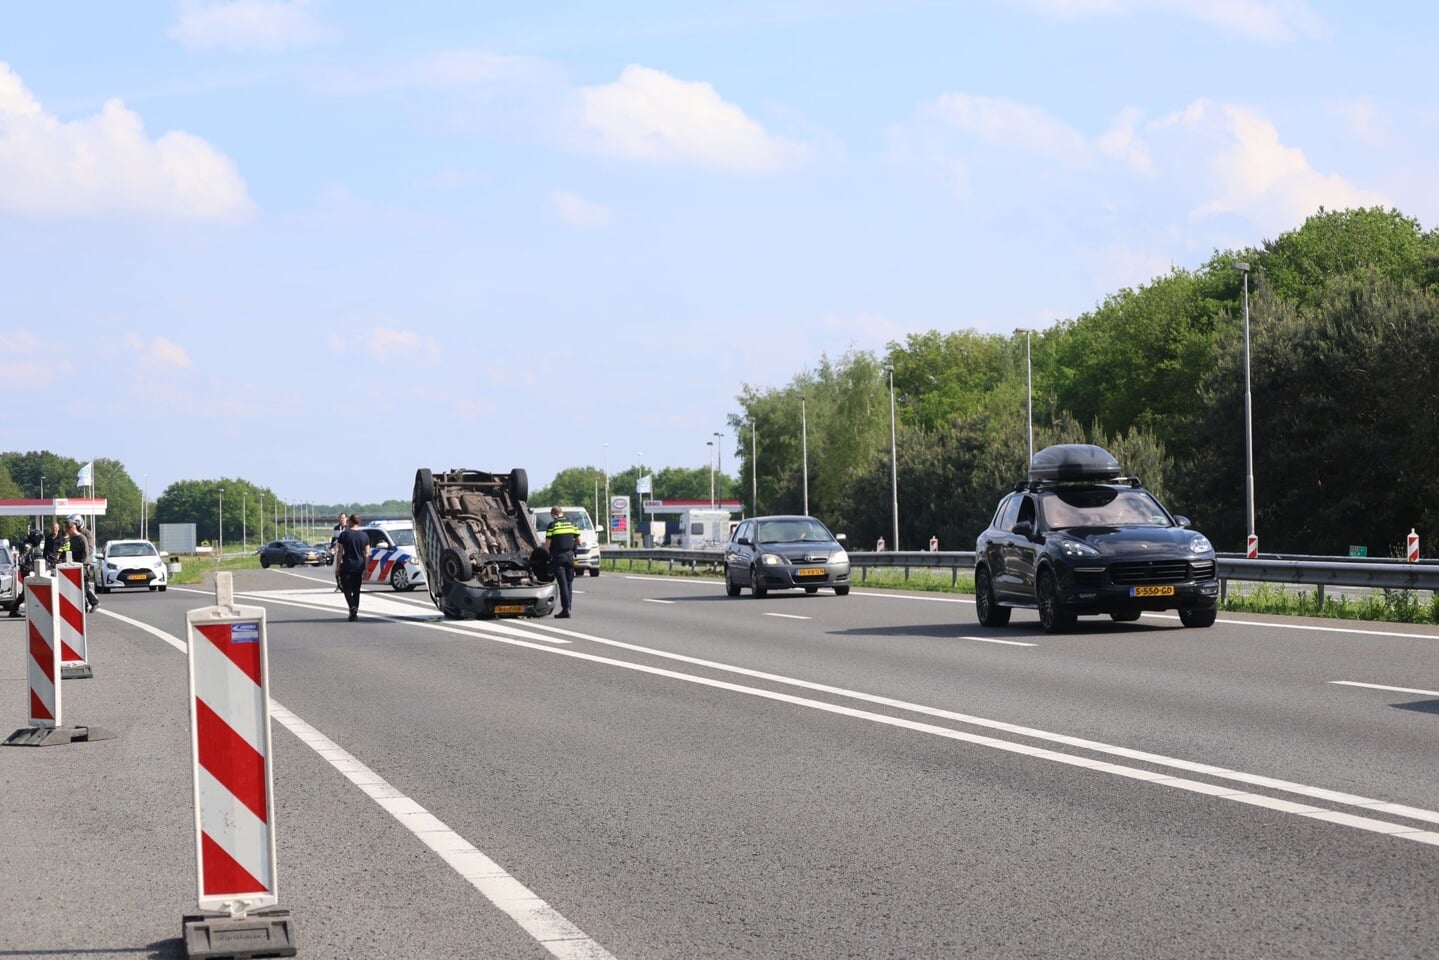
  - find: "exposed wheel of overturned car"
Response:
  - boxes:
[413,468,434,510]
[441,547,472,583]
[510,468,528,506]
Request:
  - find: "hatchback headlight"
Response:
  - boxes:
[831,550,848,565]
[1058,538,1101,558]
[761,553,785,566]
[1189,534,1213,554]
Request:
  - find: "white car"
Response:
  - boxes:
[97,539,168,593]
[361,520,427,591]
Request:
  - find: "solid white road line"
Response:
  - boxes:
[763,613,811,620]
[1330,680,1439,698]
[97,605,614,960]
[641,598,675,604]
[956,635,1038,647]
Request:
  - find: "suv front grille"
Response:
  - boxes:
[1110,560,1192,585]
[1190,559,1216,581]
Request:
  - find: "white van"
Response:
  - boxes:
[530,505,601,576]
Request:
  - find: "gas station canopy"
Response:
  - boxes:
[0,498,108,517]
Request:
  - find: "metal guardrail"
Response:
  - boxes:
[599,548,1439,596]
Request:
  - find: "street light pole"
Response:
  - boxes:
[603,442,610,546]
[801,395,809,516]
[218,488,224,559]
[883,363,899,552]
[636,452,644,548]
[1015,328,1036,465]
[713,431,724,507]
[748,418,757,517]
[242,491,247,552]
[1233,261,1257,556]
[707,440,715,508]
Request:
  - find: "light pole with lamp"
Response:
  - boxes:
[242,491,248,552]
[882,363,899,551]
[1233,261,1257,557]
[603,442,610,546]
[713,431,724,506]
[707,441,715,508]
[1015,328,1036,465]
[801,395,809,516]
[40,475,45,500]
[747,418,757,516]
[636,452,644,548]
[218,487,224,560]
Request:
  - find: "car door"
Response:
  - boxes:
[984,496,1019,598]
[1000,494,1041,599]
[726,520,755,585]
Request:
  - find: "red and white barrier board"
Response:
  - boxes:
[1407,529,1420,563]
[186,587,278,913]
[24,575,59,728]
[56,563,90,677]
[1246,534,1259,559]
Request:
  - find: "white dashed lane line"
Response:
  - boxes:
[1330,681,1439,698]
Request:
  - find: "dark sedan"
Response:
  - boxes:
[724,515,851,598]
[258,539,324,568]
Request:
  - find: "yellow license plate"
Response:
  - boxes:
[127,574,147,581]
[493,604,526,614]
[796,567,826,577]
[1130,585,1175,597]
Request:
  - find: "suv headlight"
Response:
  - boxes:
[1189,534,1213,554]
[1058,538,1101,559]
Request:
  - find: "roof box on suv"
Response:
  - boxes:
[1028,444,1122,482]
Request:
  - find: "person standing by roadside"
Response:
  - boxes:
[66,516,100,613]
[331,512,348,592]
[545,506,580,618]
[335,513,369,622]
[44,520,64,569]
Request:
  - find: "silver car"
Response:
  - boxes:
[724,515,851,598]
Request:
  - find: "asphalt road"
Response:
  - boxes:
[2,567,1438,959]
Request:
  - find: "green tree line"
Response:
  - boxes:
[549,207,1439,556]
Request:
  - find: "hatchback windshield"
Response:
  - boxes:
[756,518,834,543]
[108,542,159,558]
[1040,488,1171,528]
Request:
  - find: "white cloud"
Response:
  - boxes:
[1009,0,1328,42]
[0,62,252,221]
[575,65,809,172]
[169,0,330,53]
[1152,99,1387,226]
[925,94,1090,161]
[0,330,71,389]
[552,190,613,228]
[332,328,439,360]
[124,334,194,373]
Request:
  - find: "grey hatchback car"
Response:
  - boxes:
[724,515,851,597]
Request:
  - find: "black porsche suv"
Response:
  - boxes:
[974,444,1219,632]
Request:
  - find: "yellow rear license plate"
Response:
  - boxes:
[796,567,826,577]
[493,604,525,614]
[127,574,147,581]
[1130,585,1175,597]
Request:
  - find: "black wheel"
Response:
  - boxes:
[975,567,1011,626]
[1110,610,1142,622]
[751,566,767,598]
[1036,570,1075,633]
[149,585,157,592]
[587,567,600,577]
[260,557,270,569]
[99,586,112,595]
[834,585,850,596]
[725,568,741,597]
[390,565,410,592]
[441,547,472,583]
[414,468,434,511]
[804,586,819,594]
[1179,606,1217,628]
[159,585,167,592]
[285,557,296,568]
[510,468,529,504]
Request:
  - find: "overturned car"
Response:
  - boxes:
[411,467,558,620]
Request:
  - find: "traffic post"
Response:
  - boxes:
[56,562,93,680]
[1246,535,1259,559]
[182,572,296,958]
[1407,528,1420,563]
[3,573,112,747]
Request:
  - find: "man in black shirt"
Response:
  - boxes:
[67,516,100,613]
[335,514,370,622]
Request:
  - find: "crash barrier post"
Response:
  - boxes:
[1408,529,1420,563]
[56,562,93,680]
[3,574,113,747]
[1246,535,1259,559]
[183,571,296,959]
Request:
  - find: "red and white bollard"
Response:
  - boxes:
[1407,528,1420,563]
[3,574,111,747]
[1246,534,1259,559]
[183,572,296,956]
[56,562,92,680]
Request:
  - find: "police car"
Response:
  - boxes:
[360,520,426,591]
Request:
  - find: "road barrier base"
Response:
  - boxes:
[183,908,297,959]
[3,724,114,747]
[61,663,94,680]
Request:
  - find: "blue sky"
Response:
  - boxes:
[3,1,1434,504]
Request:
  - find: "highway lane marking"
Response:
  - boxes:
[1330,681,1439,698]
[97,605,615,960]
[957,635,1037,647]
[764,613,812,620]
[145,592,1439,842]
[642,598,676,604]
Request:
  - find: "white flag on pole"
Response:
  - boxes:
[76,461,94,486]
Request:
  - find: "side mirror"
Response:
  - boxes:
[835,533,847,542]
[1013,520,1034,538]
[1174,515,1191,528]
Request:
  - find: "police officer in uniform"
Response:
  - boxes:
[66,516,100,613]
[544,506,580,618]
